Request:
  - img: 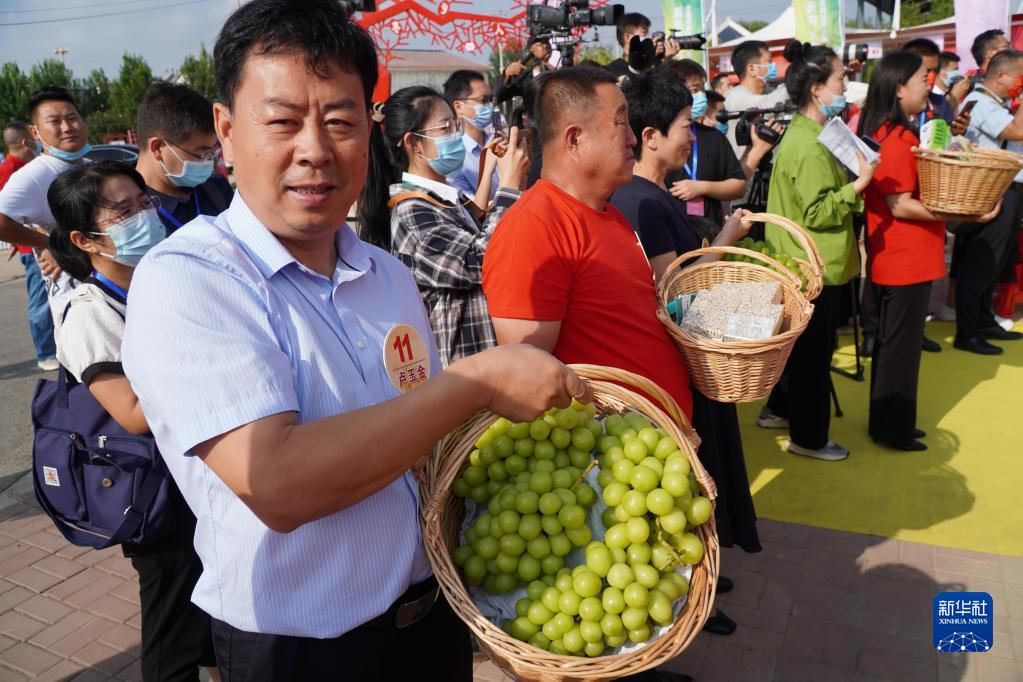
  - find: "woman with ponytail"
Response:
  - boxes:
[758,40,876,461]
[857,52,999,451]
[358,86,530,366]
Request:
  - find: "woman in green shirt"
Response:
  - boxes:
[758,40,876,461]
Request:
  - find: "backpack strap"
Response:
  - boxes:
[106,456,168,546]
[387,190,486,224]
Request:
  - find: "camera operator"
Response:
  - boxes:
[723,40,791,155]
[496,36,555,104]
[607,12,678,79]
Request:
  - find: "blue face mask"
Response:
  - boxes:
[89,209,166,268]
[691,91,708,120]
[39,133,91,162]
[469,103,494,130]
[758,62,778,82]
[162,143,214,188]
[34,139,43,157]
[420,133,467,177]
[715,122,729,135]
[820,92,848,118]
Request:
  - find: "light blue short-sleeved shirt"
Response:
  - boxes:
[121,193,437,638]
[962,86,1023,182]
[448,130,500,199]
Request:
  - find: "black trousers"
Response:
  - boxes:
[868,282,931,444]
[211,583,472,681]
[954,188,1023,339]
[131,548,216,681]
[860,277,881,338]
[766,284,843,450]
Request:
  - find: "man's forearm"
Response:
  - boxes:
[0,214,48,249]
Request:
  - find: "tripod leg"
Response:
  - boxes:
[830,374,843,417]
[851,279,864,380]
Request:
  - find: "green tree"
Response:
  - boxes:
[0,62,30,126]
[108,53,153,132]
[180,43,218,102]
[577,44,616,66]
[901,0,953,28]
[27,59,73,94]
[738,20,768,33]
[75,68,110,118]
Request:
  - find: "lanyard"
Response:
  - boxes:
[91,270,128,300]
[156,192,201,230]
[684,126,699,180]
[975,85,1010,111]
[918,111,928,129]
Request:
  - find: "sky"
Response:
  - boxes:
[0,0,801,79]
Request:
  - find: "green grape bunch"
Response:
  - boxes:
[723,237,808,291]
[451,400,713,658]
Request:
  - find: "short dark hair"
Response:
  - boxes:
[137,81,214,145]
[783,40,840,108]
[660,58,707,83]
[443,70,486,106]
[732,40,769,78]
[616,12,650,47]
[902,38,940,59]
[621,68,692,160]
[534,66,618,147]
[706,89,725,106]
[986,49,1023,80]
[710,73,732,89]
[972,29,1007,67]
[28,87,78,122]
[214,0,378,110]
[939,51,960,69]
[47,161,148,281]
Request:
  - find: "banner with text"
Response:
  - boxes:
[955,0,1010,73]
[793,0,845,50]
[662,0,706,67]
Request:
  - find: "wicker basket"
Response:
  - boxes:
[655,213,820,403]
[914,146,1023,216]
[421,365,719,682]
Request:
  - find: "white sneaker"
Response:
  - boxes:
[936,306,957,322]
[995,315,1015,332]
[37,358,58,371]
[787,440,849,461]
[756,407,789,429]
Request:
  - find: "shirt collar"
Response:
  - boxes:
[225,192,372,279]
[790,113,824,134]
[401,171,460,205]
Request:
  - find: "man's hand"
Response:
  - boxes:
[750,120,784,154]
[664,38,681,59]
[949,78,971,104]
[721,208,755,242]
[6,245,17,262]
[669,179,705,201]
[463,344,592,422]
[36,249,62,280]
[951,108,972,136]
[845,59,864,75]
[503,61,526,81]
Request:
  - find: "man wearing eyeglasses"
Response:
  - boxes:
[134,82,234,235]
[443,70,501,202]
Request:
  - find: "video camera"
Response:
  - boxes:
[842,43,869,64]
[716,102,798,147]
[528,1,624,35]
[652,29,708,51]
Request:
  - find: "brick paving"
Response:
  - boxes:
[1,472,1019,681]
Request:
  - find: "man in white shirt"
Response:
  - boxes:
[722,40,790,157]
[954,49,1023,354]
[0,87,92,324]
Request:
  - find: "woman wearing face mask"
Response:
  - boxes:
[46,161,218,681]
[358,86,530,366]
[757,41,877,462]
[857,53,1000,451]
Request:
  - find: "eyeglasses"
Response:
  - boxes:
[459,95,494,106]
[413,118,464,139]
[94,195,161,228]
[169,141,220,162]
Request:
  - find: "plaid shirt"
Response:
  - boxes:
[390,182,521,366]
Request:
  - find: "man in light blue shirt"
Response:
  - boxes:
[444,69,501,201]
[954,48,1023,354]
[120,1,590,678]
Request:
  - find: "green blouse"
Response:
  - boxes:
[764,113,861,286]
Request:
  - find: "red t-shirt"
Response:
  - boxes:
[482,180,693,418]
[863,124,946,286]
[0,155,32,254]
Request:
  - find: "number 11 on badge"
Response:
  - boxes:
[383,324,431,393]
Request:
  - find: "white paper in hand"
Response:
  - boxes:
[817,117,880,173]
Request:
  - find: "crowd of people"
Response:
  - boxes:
[0,0,1019,680]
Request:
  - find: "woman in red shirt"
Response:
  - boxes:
[858,53,998,450]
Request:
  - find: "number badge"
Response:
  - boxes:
[382,324,431,393]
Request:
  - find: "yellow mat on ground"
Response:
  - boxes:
[737,319,1023,557]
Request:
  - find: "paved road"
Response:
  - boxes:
[0,257,51,492]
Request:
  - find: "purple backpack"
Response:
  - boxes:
[31,364,175,549]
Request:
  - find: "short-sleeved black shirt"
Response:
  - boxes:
[665,123,745,232]
[610,175,700,259]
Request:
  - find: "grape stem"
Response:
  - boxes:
[572,459,598,489]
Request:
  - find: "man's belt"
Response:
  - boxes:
[362,576,440,630]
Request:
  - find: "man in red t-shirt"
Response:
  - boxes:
[482,67,693,418]
[0,122,56,368]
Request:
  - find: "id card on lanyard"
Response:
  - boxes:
[157,192,201,231]
[683,127,705,217]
